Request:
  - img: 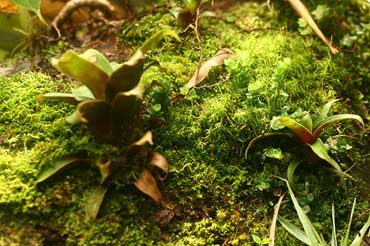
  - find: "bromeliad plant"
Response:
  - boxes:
[36,29,179,219]
[246,100,364,178]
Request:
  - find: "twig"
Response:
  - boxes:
[269,192,285,246]
[51,0,115,39]
[193,5,203,89]
[196,78,228,89]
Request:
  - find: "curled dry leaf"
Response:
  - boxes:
[186,48,235,89]
[134,168,162,204]
[287,0,339,54]
[97,159,111,184]
[149,152,169,181]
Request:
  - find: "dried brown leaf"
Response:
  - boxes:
[97,159,111,184]
[186,48,234,89]
[288,0,339,54]
[149,152,169,181]
[134,168,162,204]
[269,192,285,246]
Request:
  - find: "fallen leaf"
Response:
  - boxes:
[134,168,162,203]
[185,48,235,89]
[287,0,339,54]
[149,152,169,181]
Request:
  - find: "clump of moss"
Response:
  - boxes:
[0,1,369,245]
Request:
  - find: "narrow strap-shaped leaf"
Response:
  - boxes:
[134,168,162,204]
[308,139,354,180]
[275,117,314,144]
[277,216,311,245]
[331,203,337,246]
[287,158,302,189]
[299,113,313,132]
[245,132,297,159]
[280,178,321,246]
[350,213,370,246]
[85,185,109,219]
[342,199,356,246]
[36,156,91,184]
[38,93,79,106]
[312,114,364,141]
[314,99,339,128]
[52,50,108,100]
[138,28,180,54]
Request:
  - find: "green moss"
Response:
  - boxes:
[0,1,369,245]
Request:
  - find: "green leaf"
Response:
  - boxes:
[299,113,313,132]
[314,99,339,127]
[80,49,114,76]
[312,114,364,141]
[36,156,91,183]
[278,216,311,245]
[38,93,79,105]
[287,158,302,188]
[12,0,46,24]
[331,204,337,246]
[278,178,322,246]
[85,186,109,219]
[66,100,112,140]
[106,51,145,102]
[111,87,142,143]
[52,50,109,100]
[183,0,200,13]
[308,139,353,179]
[350,213,370,246]
[266,148,284,160]
[138,28,180,54]
[245,133,296,159]
[274,117,314,144]
[341,199,356,246]
[252,234,261,244]
[71,85,95,101]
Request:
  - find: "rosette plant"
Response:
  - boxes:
[37,29,179,219]
[245,100,364,178]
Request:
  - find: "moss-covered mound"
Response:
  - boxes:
[0,1,369,245]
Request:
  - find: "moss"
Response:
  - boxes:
[0,1,369,245]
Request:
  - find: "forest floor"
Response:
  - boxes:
[0,0,369,245]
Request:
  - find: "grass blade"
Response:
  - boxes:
[278,215,311,245]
